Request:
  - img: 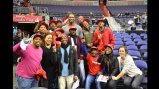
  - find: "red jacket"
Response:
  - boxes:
[93,27,115,51]
[86,53,102,75]
[52,32,62,48]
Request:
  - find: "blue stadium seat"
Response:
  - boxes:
[114,45,122,50]
[115,38,122,41]
[132,35,141,39]
[127,45,138,51]
[134,60,147,69]
[113,50,118,57]
[143,52,147,61]
[115,35,122,38]
[143,35,147,40]
[122,33,129,36]
[139,45,147,51]
[125,41,135,46]
[136,41,147,46]
[134,60,147,89]
[123,35,131,38]
[130,33,138,38]
[123,38,132,42]
[128,50,141,60]
[140,33,147,37]
[133,38,142,43]
[115,41,124,45]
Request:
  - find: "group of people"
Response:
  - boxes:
[13,12,144,89]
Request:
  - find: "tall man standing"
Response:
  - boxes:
[62,13,83,38]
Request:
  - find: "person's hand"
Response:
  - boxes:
[97,72,102,75]
[52,44,56,52]
[105,76,110,80]
[78,59,80,64]
[98,34,102,40]
[87,43,93,47]
[81,38,85,43]
[112,76,118,80]
[74,76,78,81]
[38,21,44,25]
[22,33,29,41]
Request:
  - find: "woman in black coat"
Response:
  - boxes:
[98,44,119,89]
[39,33,58,89]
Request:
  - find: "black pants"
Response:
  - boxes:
[100,79,118,89]
[124,74,143,89]
[39,75,58,89]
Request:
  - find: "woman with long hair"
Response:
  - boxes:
[98,44,119,89]
[112,46,143,89]
[40,33,58,89]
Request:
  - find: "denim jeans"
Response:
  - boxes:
[85,74,101,89]
[78,60,86,87]
[16,75,38,89]
[124,74,143,89]
[101,79,118,89]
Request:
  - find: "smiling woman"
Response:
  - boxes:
[112,46,144,89]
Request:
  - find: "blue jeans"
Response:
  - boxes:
[16,75,38,89]
[85,74,101,89]
[124,74,143,89]
[78,60,86,86]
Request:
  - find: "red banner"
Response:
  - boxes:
[13,14,43,23]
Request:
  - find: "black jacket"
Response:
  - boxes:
[52,45,78,76]
[41,45,57,80]
[98,54,119,77]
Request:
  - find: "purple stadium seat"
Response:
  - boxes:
[132,35,141,39]
[115,41,124,45]
[143,52,147,60]
[115,35,122,38]
[130,33,138,38]
[143,35,147,40]
[114,45,122,50]
[139,45,147,51]
[125,41,135,46]
[115,38,122,41]
[123,38,132,42]
[134,60,147,88]
[136,41,147,46]
[133,38,142,43]
[140,33,147,37]
[127,45,138,51]
[113,50,118,57]
[134,60,147,69]
[123,35,131,38]
[128,50,141,59]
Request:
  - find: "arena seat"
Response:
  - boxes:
[128,50,141,60]
[115,41,124,45]
[127,45,138,51]
[114,45,122,50]
[134,60,147,89]
[125,41,135,46]
[123,38,132,42]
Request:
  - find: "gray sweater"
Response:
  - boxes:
[117,55,142,77]
[62,24,83,38]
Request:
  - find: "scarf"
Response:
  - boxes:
[61,44,69,63]
[69,34,77,45]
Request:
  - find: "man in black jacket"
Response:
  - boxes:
[53,34,79,89]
